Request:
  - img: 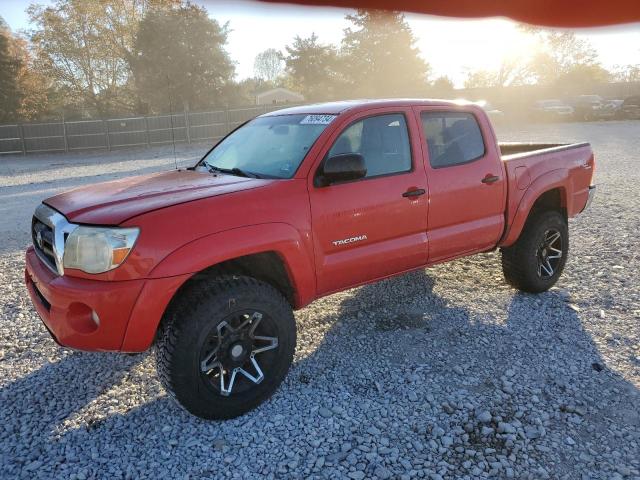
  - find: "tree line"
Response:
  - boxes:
[0,1,638,123]
[463,26,639,90]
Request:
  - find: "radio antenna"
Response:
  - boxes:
[167,75,178,170]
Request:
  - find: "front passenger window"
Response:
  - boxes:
[328,113,411,178]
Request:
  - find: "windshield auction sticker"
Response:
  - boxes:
[300,114,336,125]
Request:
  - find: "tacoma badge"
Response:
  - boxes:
[332,235,368,246]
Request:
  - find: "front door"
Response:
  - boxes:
[309,109,429,295]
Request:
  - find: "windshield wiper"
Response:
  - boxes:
[206,164,262,179]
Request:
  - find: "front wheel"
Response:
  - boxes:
[501,211,569,293]
[155,276,296,419]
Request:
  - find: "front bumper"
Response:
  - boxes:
[25,247,145,351]
[25,247,191,352]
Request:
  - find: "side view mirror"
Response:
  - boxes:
[317,153,366,186]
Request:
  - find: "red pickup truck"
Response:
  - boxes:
[25,99,595,419]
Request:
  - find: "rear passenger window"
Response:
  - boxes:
[421,112,485,168]
[328,113,411,178]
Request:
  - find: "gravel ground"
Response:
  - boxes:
[1,121,639,479]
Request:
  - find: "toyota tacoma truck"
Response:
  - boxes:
[25,100,596,419]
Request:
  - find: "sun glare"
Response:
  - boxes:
[409,17,541,85]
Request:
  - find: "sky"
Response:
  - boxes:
[2,0,640,87]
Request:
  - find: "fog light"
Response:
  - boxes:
[67,302,99,334]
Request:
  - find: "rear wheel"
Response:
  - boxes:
[155,276,296,419]
[501,210,568,293]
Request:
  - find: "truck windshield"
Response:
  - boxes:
[201,114,335,179]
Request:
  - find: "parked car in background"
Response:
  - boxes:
[620,96,640,119]
[605,99,624,109]
[596,99,624,120]
[532,99,574,121]
[570,95,607,121]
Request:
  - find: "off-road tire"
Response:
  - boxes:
[155,275,296,420]
[501,210,569,293]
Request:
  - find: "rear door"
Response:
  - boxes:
[309,108,428,295]
[415,107,506,263]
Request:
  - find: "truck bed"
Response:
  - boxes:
[498,141,594,246]
[499,142,590,159]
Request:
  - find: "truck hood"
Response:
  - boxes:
[45,170,270,225]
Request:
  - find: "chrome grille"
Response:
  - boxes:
[32,217,56,271]
[32,203,77,276]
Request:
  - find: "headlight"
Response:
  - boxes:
[63,226,139,274]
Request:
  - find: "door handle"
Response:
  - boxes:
[481,174,500,184]
[402,188,426,198]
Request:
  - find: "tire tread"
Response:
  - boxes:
[154,275,294,419]
[501,210,568,293]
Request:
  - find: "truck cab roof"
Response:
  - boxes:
[260,98,475,116]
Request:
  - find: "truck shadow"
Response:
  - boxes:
[0,349,149,477]
[2,265,638,477]
[283,267,639,476]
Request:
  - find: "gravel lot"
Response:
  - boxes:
[1,121,639,479]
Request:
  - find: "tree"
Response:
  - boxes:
[522,28,606,86]
[464,57,531,89]
[430,76,455,97]
[284,34,344,101]
[9,35,51,120]
[341,10,431,97]
[253,48,283,83]
[131,5,235,112]
[0,30,21,122]
[539,32,598,78]
[464,70,496,89]
[27,0,177,117]
[464,28,609,91]
[234,76,269,105]
[612,64,640,83]
[0,18,50,122]
[555,64,611,91]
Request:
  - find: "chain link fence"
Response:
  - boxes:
[0,104,296,156]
